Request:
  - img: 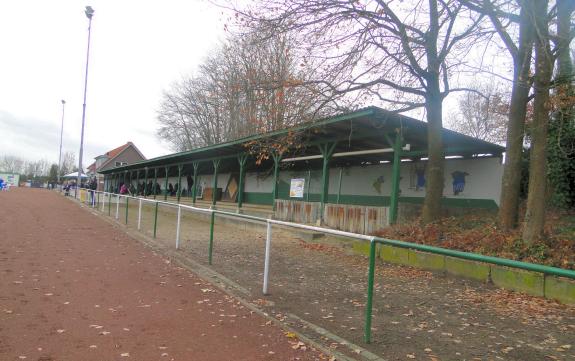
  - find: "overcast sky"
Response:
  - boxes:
[0,0,227,167]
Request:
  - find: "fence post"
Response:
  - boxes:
[138,198,142,230]
[125,196,129,224]
[153,201,159,238]
[101,192,105,212]
[108,193,112,216]
[263,220,272,295]
[115,195,120,220]
[208,211,215,265]
[176,205,182,249]
[364,238,377,344]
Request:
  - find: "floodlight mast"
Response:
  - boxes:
[76,6,94,197]
[57,99,65,187]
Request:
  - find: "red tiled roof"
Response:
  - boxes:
[105,142,132,159]
[87,162,96,172]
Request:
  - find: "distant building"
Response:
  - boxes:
[87,142,146,191]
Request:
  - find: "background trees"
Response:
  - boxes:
[156,33,334,152]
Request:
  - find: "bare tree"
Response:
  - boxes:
[521,0,553,243]
[460,0,535,231]
[0,155,26,174]
[447,82,508,144]
[157,32,333,151]
[228,0,485,222]
[60,151,76,176]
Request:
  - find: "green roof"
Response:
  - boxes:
[101,106,504,176]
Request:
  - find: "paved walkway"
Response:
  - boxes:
[0,189,326,361]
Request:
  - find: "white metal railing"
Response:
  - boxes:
[75,189,373,296]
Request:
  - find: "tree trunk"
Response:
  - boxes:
[422,81,444,224]
[522,0,552,244]
[498,1,534,230]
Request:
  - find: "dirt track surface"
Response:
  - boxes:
[0,189,325,361]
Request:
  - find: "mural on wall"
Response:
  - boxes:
[409,163,426,191]
[372,175,385,194]
[451,171,469,195]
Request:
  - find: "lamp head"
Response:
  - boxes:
[61,99,66,105]
[85,6,94,19]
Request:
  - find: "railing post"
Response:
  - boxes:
[125,196,129,224]
[153,201,159,238]
[263,220,272,295]
[208,211,215,265]
[108,193,112,216]
[102,192,106,212]
[176,205,182,249]
[115,195,120,220]
[364,237,377,344]
[137,198,142,230]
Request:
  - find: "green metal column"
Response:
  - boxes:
[153,168,158,199]
[177,164,183,203]
[144,167,149,197]
[211,159,220,207]
[237,154,248,209]
[306,169,311,202]
[389,134,403,224]
[163,166,169,201]
[123,171,127,190]
[336,167,343,204]
[271,153,281,210]
[153,201,159,238]
[125,196,129,224]
[318,143,337,221]
[136,169,140,196]
[192,162,199,204]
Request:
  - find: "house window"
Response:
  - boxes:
[115,161,128,167]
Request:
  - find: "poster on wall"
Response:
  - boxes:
[289,178,305,198]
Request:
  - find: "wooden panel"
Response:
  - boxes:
[274,200,389,234]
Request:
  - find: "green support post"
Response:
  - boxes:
[163,166,169,201]
[306,169,311,202]
[389,134,403,224]
[177,164,183,203]
[124,171,127,190]
[336,167,343,204]
[271,153,282,210]
[144,168,149,197]
[192,162,199,204]
[211,159,220,207]
[153,201,159,238]
[153,168,158,200]
[237,154,248,209]
[135,169,140,196]
[364,240,377,344]
[108,192,112,215]
[125,196,129,224]
[208,211,215,265]
[318,143,337,221]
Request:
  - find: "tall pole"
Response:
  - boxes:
[57,99,66,186]
[76,6,94,198]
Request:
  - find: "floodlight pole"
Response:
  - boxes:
[57,99,66,187]
[76,6,94,198]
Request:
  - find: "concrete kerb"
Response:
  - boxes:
[75,194,382,361]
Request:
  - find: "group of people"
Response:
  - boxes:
[110,181,186,197]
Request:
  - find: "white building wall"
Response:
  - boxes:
[242,156,503,204]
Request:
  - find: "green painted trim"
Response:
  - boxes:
[163,166,169,201]
[398,197,499,209]
[212,159,220,207]
[237,154,248,208]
